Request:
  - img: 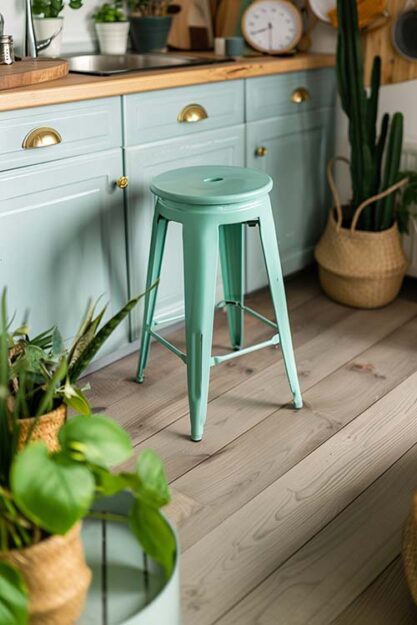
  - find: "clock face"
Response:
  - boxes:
[242,0,303,54]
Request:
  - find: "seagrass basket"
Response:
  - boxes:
[315,157,409,309]
[18,404,67,452]
[403,493,417,604]
[0,523,91,625]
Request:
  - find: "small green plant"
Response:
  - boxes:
[0,291,176,625]
[128,0,171,17]
[3,288,146,420]
[93,0,127,22]
[336,0,417,232]
[32,0,83,18]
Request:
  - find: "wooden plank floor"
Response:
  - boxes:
[86,267,417,624]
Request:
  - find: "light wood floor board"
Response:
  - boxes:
[133,298,417,483]
[115,292,349,454]
[330,558,417,625]
[180,371,417,624]
[173,315,417,550]
[85,269,417,624]
[216,443,417,625]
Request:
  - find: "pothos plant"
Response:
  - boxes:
[93,0,127,22]
[0,292,176,625]
[32,0,83,18]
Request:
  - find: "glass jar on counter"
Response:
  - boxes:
[0,35,15,65]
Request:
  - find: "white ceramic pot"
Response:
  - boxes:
[34,17,64,57]
[95,22,130,55]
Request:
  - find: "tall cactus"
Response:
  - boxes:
[378,112,404,230]
[336,0,373,214]
[335,0,404,231]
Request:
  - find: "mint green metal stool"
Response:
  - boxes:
[136,165,302,441]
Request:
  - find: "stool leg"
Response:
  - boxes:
[136,206,168,383]
[183,222,219,441]
[258,207,303,409]
[219,224,245,350]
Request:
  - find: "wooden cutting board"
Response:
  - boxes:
[0,58,68,91]
[169,0,214,50]
[364,0,417,85]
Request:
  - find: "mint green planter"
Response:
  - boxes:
[136,165,303,441]
[80,492,180,625]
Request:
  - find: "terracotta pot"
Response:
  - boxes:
[0,523,91,625]
[18,404,67,452]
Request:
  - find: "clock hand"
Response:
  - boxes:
[268,21,272,50]
[251,27,268,34]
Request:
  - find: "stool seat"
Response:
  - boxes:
[150,165,273,206]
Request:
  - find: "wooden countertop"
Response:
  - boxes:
[0,53,335,112]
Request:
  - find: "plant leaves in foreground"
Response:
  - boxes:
[11,443,95,535]
[0,562,28,625]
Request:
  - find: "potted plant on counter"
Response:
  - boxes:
[32,0,83,57]
[4,288,145,451]
[314,0,417,309]
[93,0,131,55]
[128,0,173,53]
[0,294,179,625]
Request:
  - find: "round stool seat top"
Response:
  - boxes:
[151,165,273,206]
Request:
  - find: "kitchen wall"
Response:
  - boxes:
[2,0,99,54]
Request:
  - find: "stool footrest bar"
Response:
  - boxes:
[210,333,280,366]
[217,300,278,330]
[152,313,185,327]
[149,330,187,364]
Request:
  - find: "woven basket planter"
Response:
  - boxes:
[0,523,91,625]
[17,404,67,452]
[315,157,409,309]
[403,493,417,604]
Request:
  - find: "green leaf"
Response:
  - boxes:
[51,327,65,359]
[58,414,133,468]
[62,382,91,416]
[11,443,95,535]
[136,449,170,508]
[34,356,67,417]
[0,562,28,625]
[129,500,176,578]
[93,467,133,496]
[68,290,150,382]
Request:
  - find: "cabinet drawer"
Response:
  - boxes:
[123,80,244,146]
[0,97,122,172]
[246,68,336,122]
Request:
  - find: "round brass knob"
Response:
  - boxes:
[291,87,311,104]
[116,176,129,189]
[255,146,268,158]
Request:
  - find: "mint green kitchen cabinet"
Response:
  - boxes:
[125,125,245,340]
[0,68,335,366]
[246,109,334,290]
[0,149,129,357]
[245,69,336,291]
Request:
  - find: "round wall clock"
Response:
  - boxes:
[242,0,303,54]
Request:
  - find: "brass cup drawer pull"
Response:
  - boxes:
[22,127,62,149]
[116,176,129,189]
[255,146,268,157]
[177,103,208,123]
[291,87,311,104]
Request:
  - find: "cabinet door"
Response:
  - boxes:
[0,150,129,358]
[246,108,334,292]
[125,125,245,340]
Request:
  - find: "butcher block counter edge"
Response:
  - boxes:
[0,53,335,112]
